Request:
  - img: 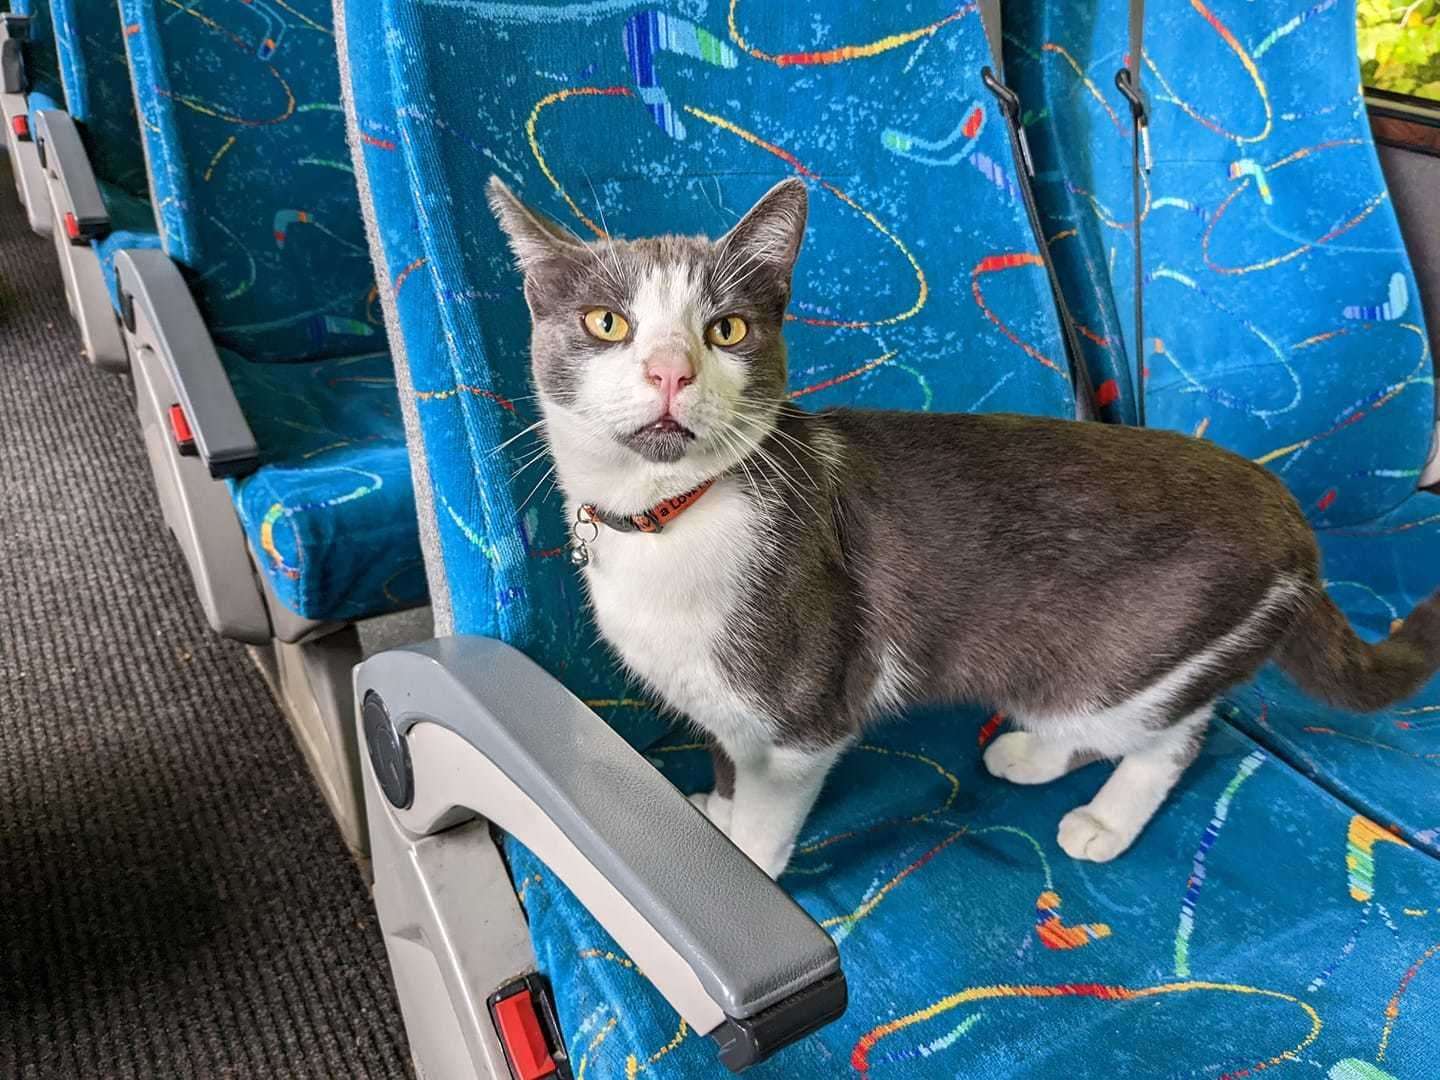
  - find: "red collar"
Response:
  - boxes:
[583,479,714,534]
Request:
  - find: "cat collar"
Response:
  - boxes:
[567,479,714,567]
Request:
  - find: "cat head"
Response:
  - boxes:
[488,177,807,503]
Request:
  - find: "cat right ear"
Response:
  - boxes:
[487,176,581,273]
[717,177,809,285]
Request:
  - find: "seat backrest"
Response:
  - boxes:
[1010,0,1436,530]
[11,0,64,112]
[118,0,381,362]
[49,0,147,195]
[338,2,1077,746]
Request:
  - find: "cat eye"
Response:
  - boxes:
[705,315,748,348]
[582,308,630,342]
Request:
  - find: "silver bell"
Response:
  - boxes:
[568,542,590,568]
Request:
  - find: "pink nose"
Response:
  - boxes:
[645,353,696,411]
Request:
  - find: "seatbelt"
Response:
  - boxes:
[1114,0,1151,426]
[977,0,1098,420]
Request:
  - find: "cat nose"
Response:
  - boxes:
[644,351,696,411]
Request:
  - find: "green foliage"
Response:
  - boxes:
[1358,0,1440,101]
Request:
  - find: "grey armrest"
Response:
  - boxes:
[115,249,259,478]
[356,636,846,1071]
[34,110,108,240]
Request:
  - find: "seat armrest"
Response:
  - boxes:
[115,249,260,479]
[356,636,846,1071]
[33,109,109,241]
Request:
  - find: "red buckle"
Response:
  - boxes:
[168,404,197,457]
[493,989,557,1080]
[63,211,80,241]
[10,114,28,140]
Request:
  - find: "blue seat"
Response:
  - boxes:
[10,0,63,122]
[48,0,163,305]
[1008,0,1440,858]
[116,0,423,622]
[342,1,1439,1075]
[342,0,1078,748]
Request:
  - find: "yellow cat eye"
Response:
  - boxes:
[582,308,630,342]
[705,315,748,347]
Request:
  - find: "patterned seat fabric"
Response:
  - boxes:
[224,348,425,621]
[338,0,1439,1074]
[48,0,164,308]
[118,0,384,364]
[114,0,422,621]
[341,1,1076,748]
[511,712,1440,1078]
[1007,0,1440,853]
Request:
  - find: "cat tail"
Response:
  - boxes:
[1274,587,1440,712]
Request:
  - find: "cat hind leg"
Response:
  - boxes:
[1057,701,1211,862]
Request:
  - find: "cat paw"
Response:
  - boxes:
[984,731,1070,785]
[1057,808,1135,862]
[688,790,734,835]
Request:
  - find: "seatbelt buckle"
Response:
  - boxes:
[488,973,573,1080]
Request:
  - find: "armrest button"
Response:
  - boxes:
[361,691,413,809]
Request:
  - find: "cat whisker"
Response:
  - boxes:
[516,464,557,515]
[511,447,552,481]
[717,418,820,526]
[485,419,546,458]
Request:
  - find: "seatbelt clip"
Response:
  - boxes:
[1114,68,1152,173]
[981,66,1036,178]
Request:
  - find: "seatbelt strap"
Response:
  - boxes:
[1115,0,1151,426]
[978,0,1098,420]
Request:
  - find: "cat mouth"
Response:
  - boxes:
[621,416,696,463]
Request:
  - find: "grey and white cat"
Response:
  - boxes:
[488,176,1440,878]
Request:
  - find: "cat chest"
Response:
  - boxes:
[580,496,768,730]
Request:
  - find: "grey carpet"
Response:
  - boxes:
[0,160,413,1079]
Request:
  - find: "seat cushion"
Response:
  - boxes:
[1226,493,1440,858]
[1008,0,1435,524]
[342,0,1079,749]
[49,0,150,196]
[94,179,162,310]
[118,0,382,362]
[224,348,425,621]
[508,708,1440,1077]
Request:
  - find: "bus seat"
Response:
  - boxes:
[1,0,64,234]
[342,2,1440,1076]
[1007,0,1440,857]
[35,0,161,369]
[110,0,427,852]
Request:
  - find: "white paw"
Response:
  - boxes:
[984,731,1065,785]
[688,790,733,835]
[1057,808,1135,862]
[725,823,794,880]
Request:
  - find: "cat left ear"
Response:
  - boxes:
[717,177,809,286]
[487,176,583,273]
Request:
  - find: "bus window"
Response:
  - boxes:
[1359,0,1440,102]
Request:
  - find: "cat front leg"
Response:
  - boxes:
[1057,702,1211,862]
[687,741,736,835]
[723,738,851,879]
[983,729,1100,785]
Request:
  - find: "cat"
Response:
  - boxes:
[487,175,1440,879]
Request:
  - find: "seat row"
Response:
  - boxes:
[3,0,1438,1075]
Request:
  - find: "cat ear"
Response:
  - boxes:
[717,178,809,284]
[487,176,582,272]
